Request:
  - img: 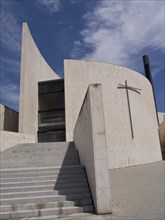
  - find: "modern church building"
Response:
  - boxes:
[0,23,164,218]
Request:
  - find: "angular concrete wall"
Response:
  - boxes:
[64,60,162,169]
[0,131,35,152]
[4,106,18,132]
[74,84,112,214]
[0,104,18,132]
[19,23,60,139]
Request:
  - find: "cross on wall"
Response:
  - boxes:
[117,80,142,139]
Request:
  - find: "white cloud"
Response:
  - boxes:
[71,41,84,58]
[1,57,20,74]
[72,1,164,71]
[0,10,21,52]
[37,0,60,13]
[70,0,79,5]
[0,57,20,110]
[0,84,19,109]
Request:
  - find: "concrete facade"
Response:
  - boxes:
[19,23,60,139]
[0,104,18,132]
[2,23,162,168]
[64,60,162,169]
[74,84,112,214]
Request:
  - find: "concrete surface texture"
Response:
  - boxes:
[74,84,112,214]
[0,104,5,130]
[19,23,60,138]
[0,131,35,152]
[158,112,165,157]
[0,104,18,132]
[64,60,162,169]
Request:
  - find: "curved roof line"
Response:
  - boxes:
[23,22,59,78]
[64,59,150,84]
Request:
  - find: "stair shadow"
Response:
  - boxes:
[54,142,94,213]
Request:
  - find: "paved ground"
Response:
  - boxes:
[68,161,164,220]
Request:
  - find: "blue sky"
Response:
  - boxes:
[0,0,164,112]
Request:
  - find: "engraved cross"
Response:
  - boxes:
[117,80,142,139]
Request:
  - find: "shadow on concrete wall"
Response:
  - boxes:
[54,142,94,213]
[4,106,18,132]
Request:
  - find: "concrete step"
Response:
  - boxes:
[0,178,88,188]
[0,201,74,212]
[1,190,58,199]
[0,205,94,220]
[1,188,90,199]
[1,160,80,168]
[0,172,86,179]
[1,193,91,205]
[1,174,87,183]
[58,188,90,196]
[0,169,85,178]
[0,183,89,193]
[20,213,93,220]
[0,165,84,173]
[0,206,84,219]
[1,142,76,155]
[1,185,89,198]
[74,198,93,206]
[1,195,66,205]
[1,150,78,156]
[0,199,93,213]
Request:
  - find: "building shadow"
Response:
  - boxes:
[54,142,94,213]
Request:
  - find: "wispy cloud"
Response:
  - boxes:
[71,41,85,58]
[0,83,19,110]
[0,9,21,52]
[37,0,60,13]
[1,57,20,74]
[70,0,79,5]
[72,1,164,73]
[0,2,21,110]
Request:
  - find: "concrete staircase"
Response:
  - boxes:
[0,142,94,219]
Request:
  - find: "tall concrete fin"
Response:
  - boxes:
[19,23,60,138]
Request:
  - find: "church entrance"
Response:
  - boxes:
[38,79,65,142]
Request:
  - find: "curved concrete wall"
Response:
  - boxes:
[64,60,162,169]
[19,23,60,139]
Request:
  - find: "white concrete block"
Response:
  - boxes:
[73,84,112,214]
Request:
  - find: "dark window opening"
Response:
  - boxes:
[38,79,65,142]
